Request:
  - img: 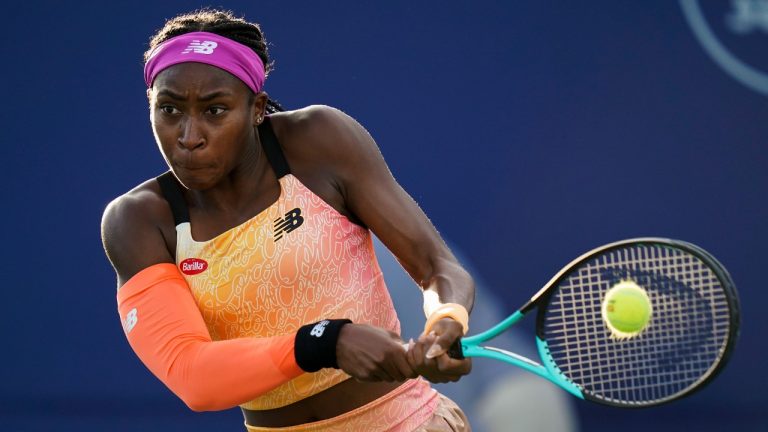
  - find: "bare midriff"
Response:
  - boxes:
[243,380,402,427]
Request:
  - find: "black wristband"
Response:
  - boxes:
[294,319,352,372]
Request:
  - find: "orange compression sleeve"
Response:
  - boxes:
[116,263,303,411]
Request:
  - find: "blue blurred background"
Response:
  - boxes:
[1,1,766,431]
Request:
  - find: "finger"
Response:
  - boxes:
[420,334,439,366]
[425,340,447,359]
[405,339,419,378]
[383,355,406,382]
[417,331,432,343]
[410,335,431,363]
[408,339,436,380]
[426,322,463,359]
[410,342,431,371]
[422,371,461,384]
[422,349,438,370]
[372,351,401,382]
[425,331,452,359]
[437,374,463,383]
[392,348,418,379]
[435,353,472,375]
[382,341,415,382]
[406,338,419,367]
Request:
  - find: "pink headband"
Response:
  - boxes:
[144,31,266,94]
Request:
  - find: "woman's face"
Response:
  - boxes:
[148,62,265,190]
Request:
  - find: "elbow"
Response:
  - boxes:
[185,401,215,413]
[185,401,209,413]
[171,381,235,412]
[179,391,232,412]
[163,350,239,412]
[182,394,212,412]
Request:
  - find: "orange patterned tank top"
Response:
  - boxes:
[156,118,401,410]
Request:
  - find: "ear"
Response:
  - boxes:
[252,91,269,125]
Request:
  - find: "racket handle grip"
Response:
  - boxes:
[447,338,464,359]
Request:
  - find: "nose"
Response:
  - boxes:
[178,116,206,151]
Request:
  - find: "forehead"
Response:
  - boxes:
[152,62,249,95]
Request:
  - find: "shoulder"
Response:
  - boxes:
[270,105,381,168]
[274,104,355,131]
[102,178,170,234]
[101,177,176,285]
[272,105,373,151]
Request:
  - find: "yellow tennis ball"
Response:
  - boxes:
[602,280,652,339]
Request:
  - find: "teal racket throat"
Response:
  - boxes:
[460,311,584,399]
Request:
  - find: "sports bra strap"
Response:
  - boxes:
[157,172,190,226]
[258,116,291,178]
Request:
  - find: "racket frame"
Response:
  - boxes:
[457,237,741,408]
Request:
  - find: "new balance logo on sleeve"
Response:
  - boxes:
[274,208,304,241]
[122,308,138,334]
[310,320,330,337]
[182,40,218,54]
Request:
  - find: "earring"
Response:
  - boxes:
[256,116,263,124]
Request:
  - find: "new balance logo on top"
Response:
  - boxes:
[310,320,330,338]
[274,208,304,241]
[182,40,218,54]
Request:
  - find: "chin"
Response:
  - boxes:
[173,167,220,191]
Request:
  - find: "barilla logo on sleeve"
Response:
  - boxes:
[180,258,208,275]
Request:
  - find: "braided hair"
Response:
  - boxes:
[144,8,284,113]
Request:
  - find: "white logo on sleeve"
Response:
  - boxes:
[122,308,138,334]
[182,40,218,54]
[310,320,330,337]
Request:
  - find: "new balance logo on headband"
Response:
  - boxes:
[182,40,218,55]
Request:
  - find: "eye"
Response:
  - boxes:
[207,106,227,115]
[160,105,181,115]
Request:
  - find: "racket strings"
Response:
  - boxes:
[541,244,731,406]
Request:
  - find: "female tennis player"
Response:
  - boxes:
[101,9,474,431]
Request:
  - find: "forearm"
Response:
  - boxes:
[158,334,300,411]
[421,255,475,317]
[117,264,303,411]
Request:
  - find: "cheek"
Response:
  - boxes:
[216,116,255,154]
[150,123,180,169]
[152,125,174,155]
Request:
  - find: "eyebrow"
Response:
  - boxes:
[156,89,234,102]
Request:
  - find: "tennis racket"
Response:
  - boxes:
[448,238,740,408]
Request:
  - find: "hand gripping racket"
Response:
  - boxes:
[448,238,740,408]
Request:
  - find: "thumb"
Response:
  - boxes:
[425,343,445,359]
[425,334,451,359]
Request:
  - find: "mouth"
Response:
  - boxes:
[179,164,209,171]
[172,163,216,184]
[174,158,213,172]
